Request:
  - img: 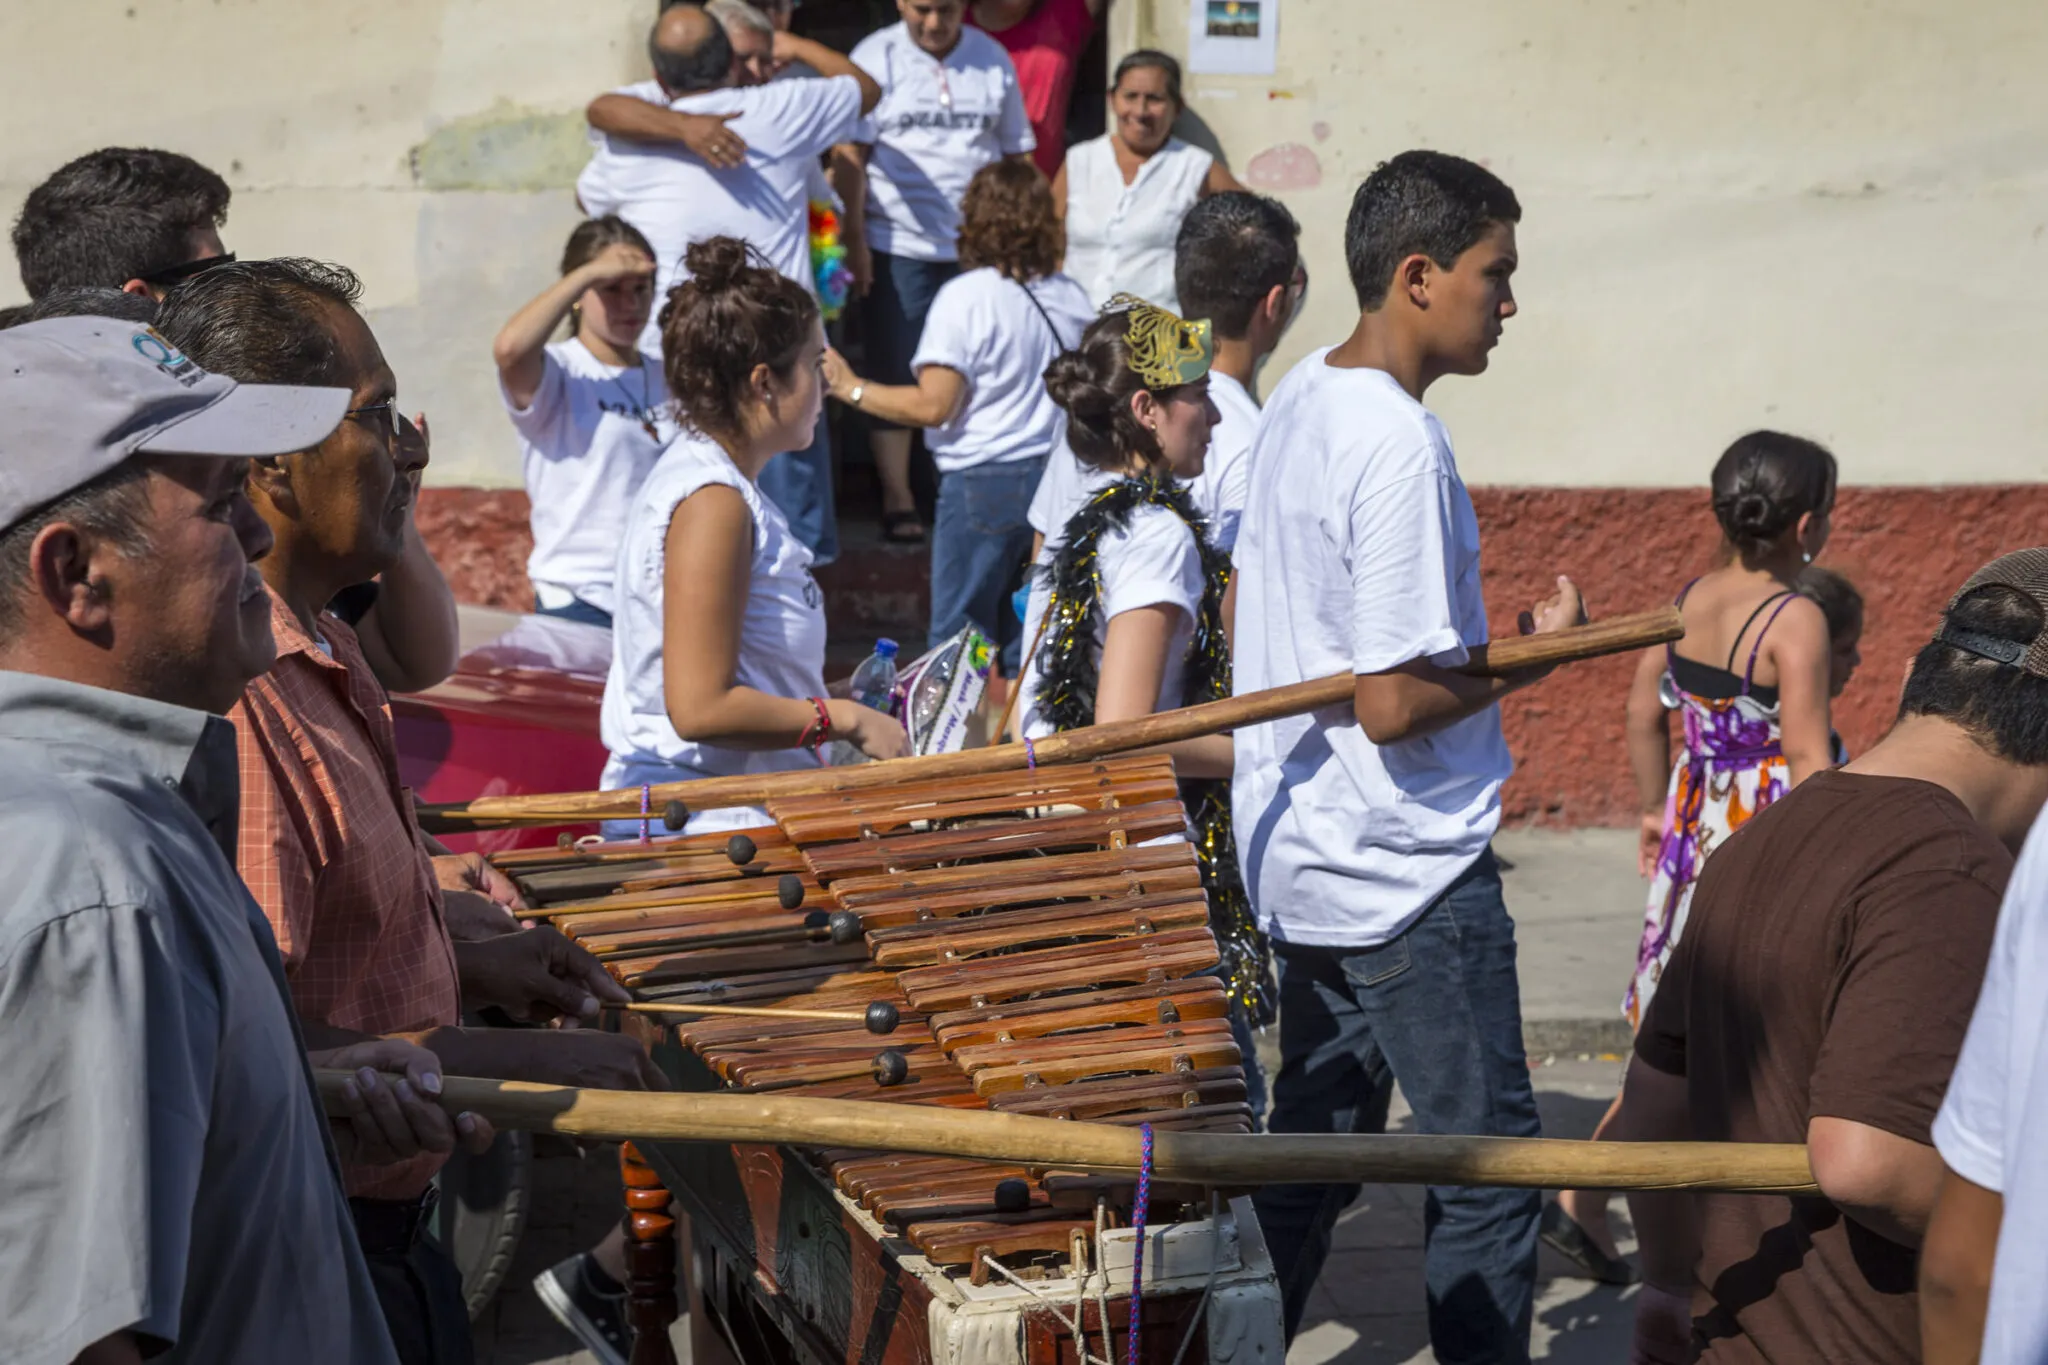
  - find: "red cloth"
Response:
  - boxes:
[972,0,1097,178]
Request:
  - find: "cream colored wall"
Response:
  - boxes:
[1122,0,2048,486]
[0,0,650,488]
[4,0,2042,488]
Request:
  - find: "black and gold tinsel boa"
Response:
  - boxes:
[1031,475,1272,1022]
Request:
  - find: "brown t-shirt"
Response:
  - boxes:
[1636,770,2011,1364]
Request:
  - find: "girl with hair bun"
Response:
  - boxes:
[600,236,906,835]
[1547,428,1840,1280]
[1018,296,1272,1113]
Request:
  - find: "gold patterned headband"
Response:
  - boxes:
[1110,293,1212,390]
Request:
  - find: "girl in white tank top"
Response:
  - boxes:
[598,237,907,835]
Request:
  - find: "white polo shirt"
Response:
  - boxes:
[501,338,675,616]
[850,22,1034,262]
[576,75,865,353]
[1229,350,1508,948]
[910,267,1091,472]
[1934,808,2048,1363]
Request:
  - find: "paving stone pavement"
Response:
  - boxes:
[478,827,1651,1364]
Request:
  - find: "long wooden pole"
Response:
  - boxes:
[420,606,1682,832]
[318,1070,1812,1195]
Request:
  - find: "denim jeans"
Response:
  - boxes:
[756,417,838,566]
[865,252,961,405]
[929,457,1042,673]
[1253,848,1540,1363]
[533,596,612,629]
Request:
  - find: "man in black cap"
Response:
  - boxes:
[1621,549,2048,1365]
[0,316,486,1365]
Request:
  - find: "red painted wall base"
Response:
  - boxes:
[415,483,2048,827]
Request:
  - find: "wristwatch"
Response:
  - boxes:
[847,383,865,408]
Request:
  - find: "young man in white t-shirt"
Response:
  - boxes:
[1230,151,1585,1360]
[578,3,881,566]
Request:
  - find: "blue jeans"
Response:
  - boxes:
[1254,849,1540,1363]
[929,457,1041,673]
[533,597,612,629]
[865,252,960,417]
[757,417,838,566]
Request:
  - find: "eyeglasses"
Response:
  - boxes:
[142,251,238,288]
[345,399,405,446]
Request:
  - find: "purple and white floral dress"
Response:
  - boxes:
[1624,587,1799,1030]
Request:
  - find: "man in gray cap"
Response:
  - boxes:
[1621,548,2048,1364]
[0,317,485,1365]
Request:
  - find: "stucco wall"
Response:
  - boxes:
[1123,0,2048,487]
[0,0,648,487]
[6,0,2043,489]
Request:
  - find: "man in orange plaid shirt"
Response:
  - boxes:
[159,260,666,1365]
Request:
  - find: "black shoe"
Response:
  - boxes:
[1540,1200,1640,1285]
[533,1252,631,1365]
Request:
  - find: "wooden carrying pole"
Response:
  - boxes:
[421,605,1683,832]
[317,1069,1813,1196]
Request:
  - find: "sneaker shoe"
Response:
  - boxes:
[533,1251,631,1365]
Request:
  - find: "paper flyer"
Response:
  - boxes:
[1187,0,1278,76]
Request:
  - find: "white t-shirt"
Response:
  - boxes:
[600,432,828,827]
[576,75,865,353]
[910,267,1091,472]
[502,338,675,615]
[850,23,1034,262]
[1026,370,1261,555]
[1018,501,1204,740]
[1061,135,1213,313]
[1177,370,1258,555]
[1229,351,1509,948]
[1933,808,2048,1362]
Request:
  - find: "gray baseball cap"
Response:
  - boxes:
[0,315,350,532]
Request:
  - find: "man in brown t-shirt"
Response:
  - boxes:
[1622,550,2048,1363]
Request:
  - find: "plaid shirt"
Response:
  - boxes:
[233,587,460,1199]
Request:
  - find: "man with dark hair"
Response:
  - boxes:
[1229,151,1585,1361]
[157,260,666,1365]
[14,148,460,694]
[578,1,880,566]
[1623,552,2048,1364]
[10,147,231,299]
[0,316,487,1365]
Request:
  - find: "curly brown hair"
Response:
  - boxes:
[956,159,1062,284]
[658,236,818,440]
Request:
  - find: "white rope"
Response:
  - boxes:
[977,1254,1115,1365]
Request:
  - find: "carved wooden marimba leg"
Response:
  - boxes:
[619,1142,681,1365]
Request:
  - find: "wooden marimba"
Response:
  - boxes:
[492,754,1285,1365]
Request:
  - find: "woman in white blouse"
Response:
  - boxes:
[1055,50,1244,314]
[600,236,907,834]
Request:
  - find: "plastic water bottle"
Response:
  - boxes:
[830,638,900,764]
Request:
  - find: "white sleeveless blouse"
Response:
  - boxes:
[1062,135,1213,314]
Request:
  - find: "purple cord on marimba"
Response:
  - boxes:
[1024,736,1037,770]
[638,783,651,844]
[1128,1121,1154,1364]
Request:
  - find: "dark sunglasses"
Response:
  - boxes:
[143,252,239,288]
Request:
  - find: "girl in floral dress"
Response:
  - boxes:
[1544,430,1840,1282]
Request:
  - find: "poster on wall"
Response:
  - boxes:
[1187,0,1278,75]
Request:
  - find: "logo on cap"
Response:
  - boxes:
[132,328,205,388]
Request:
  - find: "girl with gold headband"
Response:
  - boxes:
[1017,295,1272,1099]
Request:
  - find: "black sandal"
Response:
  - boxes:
[881,510,926,544]
[1540,1200,1640,1285]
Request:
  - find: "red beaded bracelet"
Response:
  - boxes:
[797,696,834,757]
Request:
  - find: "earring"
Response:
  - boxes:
[1803,551,1813,565]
